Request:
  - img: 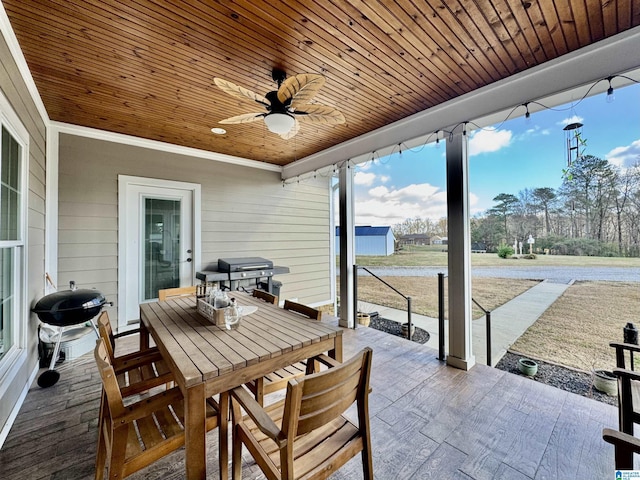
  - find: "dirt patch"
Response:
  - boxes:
[511,281,640,372]
[355,276,538,319]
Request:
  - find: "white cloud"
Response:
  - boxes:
[469,128,512,156]
[353,182,478,226]
[353,171,376,186]
[379,175,390,183]
[558,115,584,127]
[605,139,640,169]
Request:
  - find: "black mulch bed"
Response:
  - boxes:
[496,352,617,406]
[367,315,430,344]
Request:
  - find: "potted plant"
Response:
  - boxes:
[592,369,617,396]
[357,312,371,327]
[517,358,538,376]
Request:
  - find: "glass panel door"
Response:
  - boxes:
[142,198,182,300]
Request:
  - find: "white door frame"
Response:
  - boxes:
[118,175,201,330]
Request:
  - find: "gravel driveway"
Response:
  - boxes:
[361,266,640,283]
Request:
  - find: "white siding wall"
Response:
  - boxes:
[0,35,47,434]
[58,134,332,322]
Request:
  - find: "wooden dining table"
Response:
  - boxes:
[139,292,343,480]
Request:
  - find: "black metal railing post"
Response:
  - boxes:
[407,296,412,341]
[472,298,492,366]
[353,264,358,329]
[437,273,445,361]
[486,311,492,366]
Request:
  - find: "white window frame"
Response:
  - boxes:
[0,89,29,380]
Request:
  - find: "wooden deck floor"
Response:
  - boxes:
[0,324,618,479]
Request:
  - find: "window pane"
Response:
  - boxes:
[143,198,181,300]
[0,248,14,361]
[1,126,21,241]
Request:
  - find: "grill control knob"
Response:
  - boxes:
[260,271,265,275]
[241,273,246,278]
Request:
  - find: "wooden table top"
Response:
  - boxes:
[139,293,343,389]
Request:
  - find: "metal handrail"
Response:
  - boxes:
[353,265,413,341]
[472,298,492,367]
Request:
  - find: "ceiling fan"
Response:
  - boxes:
[213,69,345,139]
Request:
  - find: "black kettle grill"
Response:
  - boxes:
[32,283,108,387]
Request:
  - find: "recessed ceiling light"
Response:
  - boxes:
[211,127,226,135]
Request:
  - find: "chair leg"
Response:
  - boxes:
[232,425,243,480]
[95,393,107,480]
[219,392,229,480]
[254,377,265,407]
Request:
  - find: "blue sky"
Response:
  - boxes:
[353,82,640,227]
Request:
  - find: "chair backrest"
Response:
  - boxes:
[283,299,322,321]
[252,289,278,305]
[283,347,372,437]
[94,338,126,418]
[158,285,197,301]
[96,311,117,361]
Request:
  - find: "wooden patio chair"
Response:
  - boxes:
[252,288,278,305]
[158,285,197,301]
[230,348,373,480]
[611,341,640,434]
[96,312,173,397]
[603,427,640,470]
[93,338,221,480]
[612,367,640,435]
[245,300,322,405]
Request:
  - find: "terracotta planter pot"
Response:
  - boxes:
[357,313,370,327]
[401,323,415,338]
[593,369,617,396]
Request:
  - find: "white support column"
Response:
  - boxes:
[338,163,355,328]
[446,129,475,370]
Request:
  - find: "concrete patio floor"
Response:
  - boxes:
[0,320,619,479]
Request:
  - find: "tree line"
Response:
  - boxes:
[472,155,640,256]
[391,154,640,257]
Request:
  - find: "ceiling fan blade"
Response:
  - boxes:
[280,118,300,140]
[294,104,345,125]
[214,78,269,107]
[277,74,325,107]
[218,112,265,124]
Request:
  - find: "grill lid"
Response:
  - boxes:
[218,257,273,272]
[33,289,107,326]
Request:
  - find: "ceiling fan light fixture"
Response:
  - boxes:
[264,112,295,134]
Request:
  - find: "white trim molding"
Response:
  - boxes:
[52,122,282,173]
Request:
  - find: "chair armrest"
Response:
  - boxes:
[310,354,341,369]
[603,428,640,453]
[230,386,285,447]
[610,342,640,354]
[111,348,162,373]
[614,368,640,382]
[113,327,142,339]
[117,387,184,424]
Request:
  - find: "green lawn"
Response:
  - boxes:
[353,245,640,268]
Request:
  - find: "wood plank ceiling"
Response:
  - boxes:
[4,0,640,166]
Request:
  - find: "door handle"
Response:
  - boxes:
[186,258,192,262]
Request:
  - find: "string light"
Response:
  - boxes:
[282,73,638,186]
[523,102,531,125]
[606,76,615,103]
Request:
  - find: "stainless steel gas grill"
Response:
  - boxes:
[196,257,289,293]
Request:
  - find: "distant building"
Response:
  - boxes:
[335,226,395,256]
[398,233,431,246]
[431,236,448,245]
